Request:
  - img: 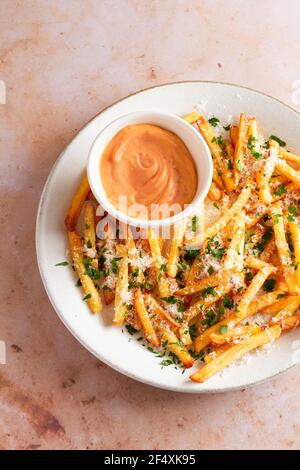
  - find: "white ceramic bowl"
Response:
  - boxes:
[87,111,212,228]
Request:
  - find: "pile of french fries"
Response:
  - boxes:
[64,111,300,383]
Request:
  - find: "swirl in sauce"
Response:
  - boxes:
[101,124,197,219]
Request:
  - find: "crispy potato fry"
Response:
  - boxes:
[65,173,90,230]
[204,180,252,240]
[197,116,234,191]
[223,211,245,272]
[256,139,279,204]
[190,326,281,383]
[148,228,170,298]
[167,220,187,277]
[194,286,282,353]
[161,329,194,368]
[176,268,235,296]
[282,151,300,165]
[288,221,300,286]
[279,314,300,331]
[230,125,239,148]
[210,323,261,346]
[271,201,298,294]
[233,113,248,187]
[275,159,300,188]
[184,204,205,248]
[271,296,300,323]
[134,289,159,346]
[83,203,98,269]
[208,182,222,201]
[182,111,201,124]
[113,244,128,326]
[235,265,273,320]
[144,294,181,329]
[68,231,102,313]
[204,344,231,363]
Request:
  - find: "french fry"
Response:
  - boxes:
[233,113,249,188]
[83,203,98,269]
[288,221,300,286]
[279,314,300,331]
[260,238,276,263]
[148,228,170,298]
[256,139,279,204]
[167,219,188,277]
[176,268,235,296]
[210,323,261,346]
[197,116,234,191]
[194,279,278,353]
[126,226,145,284]
[271,201,298,294]
[134,288,159,346]
[144,294,181,329]
[182,111,201,124]
[271,296,300,323]
[204,344,231,363]
[204,180,252,241]
[184,204,205,248]
[275,159,300,188]
[223,211,245,272]
[244,257,274,271]
[235,265,273,320]
[65,173,90,230]
[230,125,239,147]
[161,329,194,368]
[190,326,281,383]
[282,151,300,165]
[68,231,102,313]
[208,182,222,201]
[113,244,128,326]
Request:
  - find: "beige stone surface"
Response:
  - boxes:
[1,0,300,450]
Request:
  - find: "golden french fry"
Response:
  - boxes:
[279,314,300,331]
[271,296,300,323]
[113,244,128,326]
[194,282,280,353]
[223,211,245,272]
[65,173,90,230]
[208,182,222,201]
[230,125,239,148]
[182,111,201,124]
[235,265,273,320]
[204,180,252,241]
[161,329,194,368]
[83,203,98,269]
[282,151,300,165]
[184,204,205,248]
[210,323,261,346]
[233,113,248,187]
[256,139,279,204]
[148,229,170,298]
[190,326,281,383]
[275,159,300,188]
[197,116,235,191]
[167,220,188,277]
[68,231,102,313]
[271,201,298,294]
[176,268,235,296]
[144,294,181,329]
[204,344,231,363]
[134,289,159,346]
[288,221,300,286]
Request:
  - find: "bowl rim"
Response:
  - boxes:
[87,110,213,229]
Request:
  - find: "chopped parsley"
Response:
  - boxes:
[223,124,231,131]
[55,261,69,266]
[125,324,138,335]
[273,213,282,225]
[207,265,215,275]
[202,287,218,298]
[191,215,197,232]
[111,256,123,274]
[206,236,225,260]
[213,202,219,210]
[208,116,220,127]
[269,135,286,147]
[82,293,92,301]
[274,184,287,196]
[219,325,228,335]
[263,278,276,292]
[184,248,200,262]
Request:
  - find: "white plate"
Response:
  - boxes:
[36,81,300,393]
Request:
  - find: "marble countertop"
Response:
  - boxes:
[1,0,300,450]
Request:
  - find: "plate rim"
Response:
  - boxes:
[35,80,300,393]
